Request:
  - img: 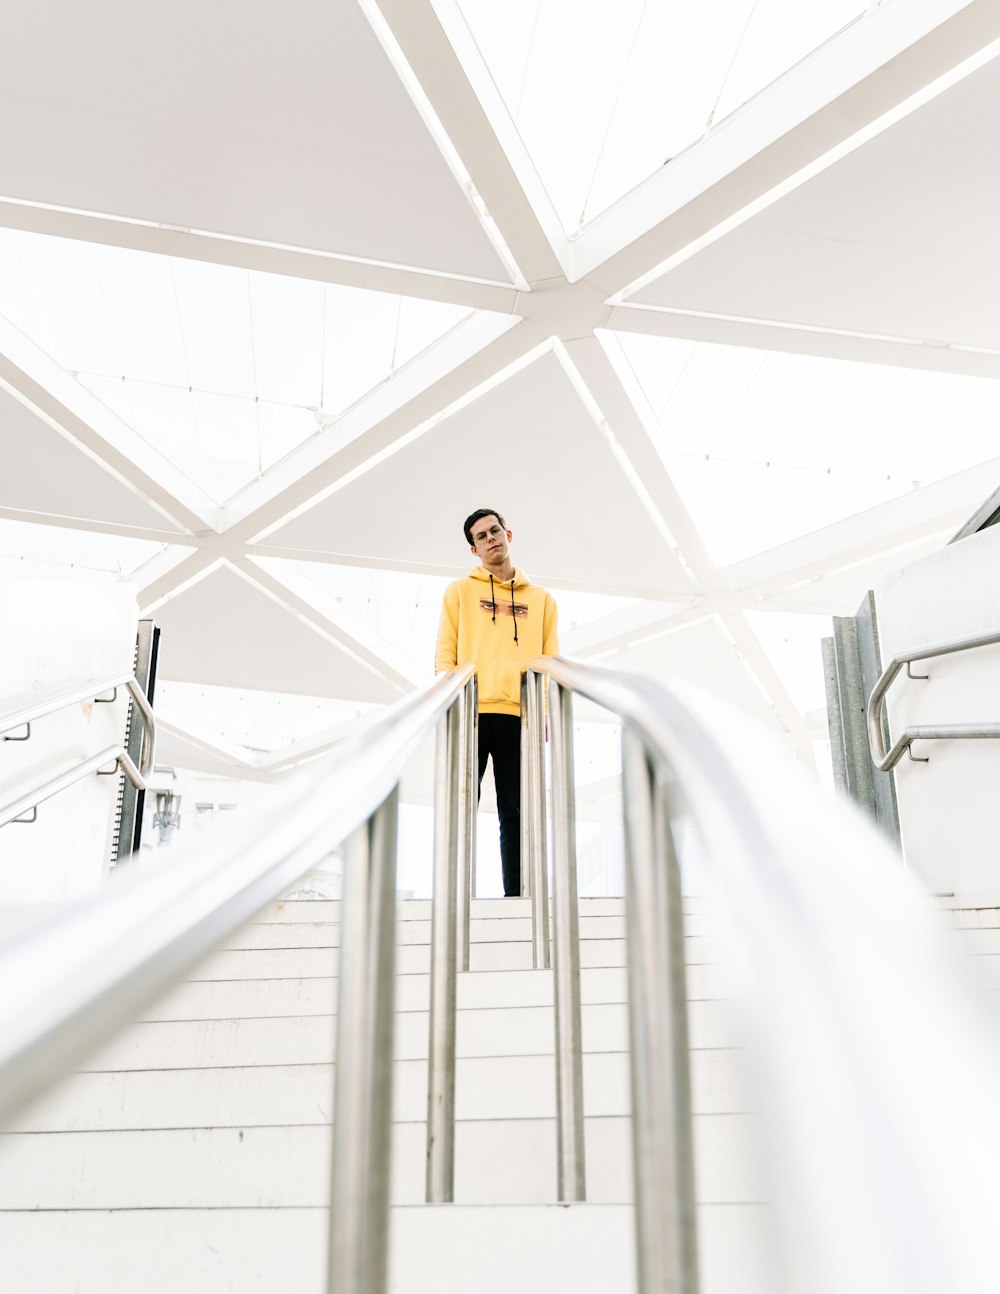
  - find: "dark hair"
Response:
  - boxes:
[463,508,507,547]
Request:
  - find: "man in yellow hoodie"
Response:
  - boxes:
[435,508,559,897]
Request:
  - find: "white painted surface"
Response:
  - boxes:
[875,523,1000,893]
[0,893,767,1289]
[0,581,137,898]
[0,1202,781,1294]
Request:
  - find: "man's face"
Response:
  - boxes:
[470,515,512,566]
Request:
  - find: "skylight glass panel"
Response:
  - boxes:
[454,0,864,231]
[0,519,185,582]
[615,330,1000,565]
[743,610,835,716]
[0,229,476,505]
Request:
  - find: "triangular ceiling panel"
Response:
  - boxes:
[629,56,1000,353]
[263,350,691,597]
[0,228,476,505]
[152,565,397,703]
[0,384,183,532]
[0,0,509,282]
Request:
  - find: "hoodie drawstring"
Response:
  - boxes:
[488,571,518,644]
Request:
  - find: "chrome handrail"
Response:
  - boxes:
[0,745,143,831]
[0,664,475,1294]
[527,657,697,1294]
[0,672,157,824]
[866,627,1000,770]
[528,653,1000,1294]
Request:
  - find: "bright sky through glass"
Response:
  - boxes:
[0,229,473,503]
[0,519,183,583]
[613,330,1000,566]
[454,0,865,231]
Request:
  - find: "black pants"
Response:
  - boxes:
[477,713,521,897]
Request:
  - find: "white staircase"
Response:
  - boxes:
[0,895,780,1291]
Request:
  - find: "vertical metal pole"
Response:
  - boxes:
[426,702,461,1202]
[469,675,478,903]
[457,680,474,975]
[327,787,399,1294]
[621,728,700,1294]
[548,681,585,1201]
[529,672,550,970]
[520,673,532,899]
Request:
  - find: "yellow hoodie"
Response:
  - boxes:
[435,566,559,715]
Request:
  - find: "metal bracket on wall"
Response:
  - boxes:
[11,806,37,824]
[94,688,118,704]
[906,663,929,681]
[1,723,30,742]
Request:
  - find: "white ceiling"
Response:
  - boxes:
[0,0,509,280]
[629,49,1000,352]
[2,0,1000,772]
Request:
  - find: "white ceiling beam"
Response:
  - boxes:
[0,505,187,545]
[606,303,1000,379]
[724,455,1000,598]
[556,333,729,595]
[0,317,219,535]
[134,320,540,603]
[242,556,427,692]
[0,198,519,314]
[370,0,567,286]
[222,311,520,532]
[720,611,815,765]
[232,324,544,544]
[575,0,1000,291]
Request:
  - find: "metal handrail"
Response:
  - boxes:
[528,654,1000,1294]
[0,745,142,831]
[527,657,697,1294]
[0,672,157,823]
[0,664,475,1294]
[866,627,1000,770]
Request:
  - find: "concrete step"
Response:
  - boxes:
[79,999,741,1071]
[191,935,722,978]
[0,1201,779,1294]
[262,896,719,922]
[226,913,724,948]
[0,1111,764,1208]
[143,964,730,1020]
[948,907,1000,929]
[6,1048,748,1132]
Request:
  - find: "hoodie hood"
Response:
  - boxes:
[469,565,528,589]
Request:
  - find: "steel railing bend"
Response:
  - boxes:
[867,627,1000,771]
[0,664,475,1294]
[0,672,157,828]
[6,652,1000,1294]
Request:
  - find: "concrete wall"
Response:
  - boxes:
[0,581,138,901]
[875,524,1000,895]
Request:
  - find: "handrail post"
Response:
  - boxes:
[327,786,400,1294]
[528,671,550,970]
[520,673,532,899]
[621,728,699,1294]
[457,676,476,974]
[547,679,585,1201]
[426,700,462,1202]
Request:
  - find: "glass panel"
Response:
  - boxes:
[0,229,474,504]
[0,519,188,581]
[454,0,866,231]
[614,330,1000,565]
